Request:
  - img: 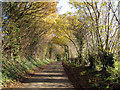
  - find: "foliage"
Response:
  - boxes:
[59,1,119,88]
[2,2,57,87]
[63,1,119,72]
[55,54,61,61]
[2,56,56,87]
[1,1,120,88]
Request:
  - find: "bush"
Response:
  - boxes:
[100,51,114,70]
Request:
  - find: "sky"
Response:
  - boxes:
[56,0,77,14]
[56,0,118,15]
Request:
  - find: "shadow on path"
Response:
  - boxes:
[20,61,74,89]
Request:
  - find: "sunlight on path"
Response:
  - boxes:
[21,61,74,89]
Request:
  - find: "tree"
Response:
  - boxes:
[2,2,57,59]
[68,0,118,70]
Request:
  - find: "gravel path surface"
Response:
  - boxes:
[21,61,74,89]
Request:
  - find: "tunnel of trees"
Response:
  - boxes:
[1,1,120,89]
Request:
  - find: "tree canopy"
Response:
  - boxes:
[1,1,120,89]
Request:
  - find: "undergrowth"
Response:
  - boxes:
[63,61,120,89]
[2,56,56,88]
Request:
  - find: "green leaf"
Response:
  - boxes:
[89,79,91,83]
[106,85,109,88]
[95,74,100,77]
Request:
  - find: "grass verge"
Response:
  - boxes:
[2,57,57,88]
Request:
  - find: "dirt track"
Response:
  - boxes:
[21,61,74,89]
